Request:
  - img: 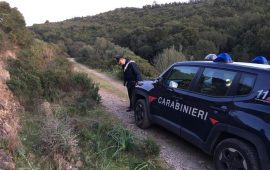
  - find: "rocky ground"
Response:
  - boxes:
[0,50,21,170]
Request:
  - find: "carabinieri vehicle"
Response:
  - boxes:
[133,56,270,170]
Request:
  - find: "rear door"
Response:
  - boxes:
[181,67,238,142]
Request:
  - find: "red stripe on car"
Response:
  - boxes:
[148,96,157,103]
[209,117,219,125]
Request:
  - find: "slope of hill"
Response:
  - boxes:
[0,49,20,169]
[0,2,31,168]
[0,2,167,169]
[31,0,270,62]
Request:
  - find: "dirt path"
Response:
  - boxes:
[68,58,214,170]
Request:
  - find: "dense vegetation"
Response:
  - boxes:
[74,37,158,78]
[1,2,165,169]
[0,1,33,50]
[31,0,270,64]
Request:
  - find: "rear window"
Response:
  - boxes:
[196,68,237,96]
[236,73,256,96]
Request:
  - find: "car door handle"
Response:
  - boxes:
[210,106,228,112]
[168,88,175,92]
[173,95,183,100]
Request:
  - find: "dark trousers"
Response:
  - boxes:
[127,83,136,109]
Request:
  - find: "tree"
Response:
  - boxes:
[193,39,218,59]
[78,45,95,58]
[154,46,186,72]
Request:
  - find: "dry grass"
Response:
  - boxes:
[90,73,127,99]
[0,114,20,154]
[5,118,20,153]
[40,115,79,160]
[33,100,80,168]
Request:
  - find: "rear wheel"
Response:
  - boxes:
[214,138,260,170]
[134,99,151,129]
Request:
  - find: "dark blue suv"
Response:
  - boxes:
[133,61,270,170]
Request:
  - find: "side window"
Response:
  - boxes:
[196,68,237,96]
[236,73,256,95]
[165,66,199,90]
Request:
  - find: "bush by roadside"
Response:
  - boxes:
[7,39,100,168]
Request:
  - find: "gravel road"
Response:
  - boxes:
[69,58,214,170]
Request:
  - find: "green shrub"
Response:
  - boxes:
[107,126,135,157]
[71,73,101,114]
[141,138,160,158]
[40,70,63,102]
[7,41,100,107]
[7,58,43,101]
[154,46,186,73]
[75,93,99,114]
[71,73,96,90]
[0,2,34,48]
[78,45,95,58]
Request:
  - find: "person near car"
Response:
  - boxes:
[115,54,142,112]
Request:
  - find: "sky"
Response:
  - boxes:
[4,0,189,26]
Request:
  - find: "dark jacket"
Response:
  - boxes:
[123,59,142,88]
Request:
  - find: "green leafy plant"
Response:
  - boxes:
[134,160,157,170]
[107,126,135,157]
[154,46,186,73]
[141,138,160,157]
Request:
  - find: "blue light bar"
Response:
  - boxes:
[213,53,233,63]
[251,56,268,64]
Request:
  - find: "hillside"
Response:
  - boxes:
[0,2,31,168]
[0,2,167,169]
[31,0,270,62]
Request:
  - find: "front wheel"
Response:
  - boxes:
[214,138,260,170]
[134,99,151,129]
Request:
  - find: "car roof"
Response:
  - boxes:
[174,61,270,73]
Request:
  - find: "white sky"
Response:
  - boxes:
[3,0,189,26]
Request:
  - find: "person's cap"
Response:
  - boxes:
[251,56,268,64]
[115,54,124,62]
[214,53,233,63]
[204,54,217,61]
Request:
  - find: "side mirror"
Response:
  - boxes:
[168,81,178,88]
[155,77,163,83]
[154,77,165,87]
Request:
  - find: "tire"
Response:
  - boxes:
[134,99,151,129]
[214,138,260,170]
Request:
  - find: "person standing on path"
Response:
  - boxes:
[115,55,142,112]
